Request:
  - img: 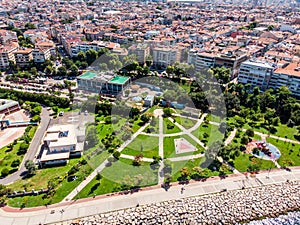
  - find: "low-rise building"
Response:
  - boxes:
[77,71,131,96]
[40,124,81,166]
[0,99,20,115]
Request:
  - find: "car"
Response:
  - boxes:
[84,110,88,115]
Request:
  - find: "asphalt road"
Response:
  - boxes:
[0,108,51,185]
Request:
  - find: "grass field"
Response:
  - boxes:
[74,158,159,199]
[163,118,182,134]
[191,123,224,147]
[266,138,300,167]
[174,116,197,130]
[121,134,159,158]
[7,158,92,207]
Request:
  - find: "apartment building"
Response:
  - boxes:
[270,63,300,97]
[0,30,17,44]
[238,59,275,90]
[215,51,248,77]
[188,49,215,72]
[32,47,51,63]
[128,43,150,64]
[14,48,33,68]
[0,42,18,69]
[152,46,180,68]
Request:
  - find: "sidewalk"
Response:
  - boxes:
[1,167,300,225]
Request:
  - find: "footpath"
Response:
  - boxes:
[1,167,300,225]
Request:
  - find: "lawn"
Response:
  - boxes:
[7,158,92,207]
[169,158,230,182]
[233,153,275,172]
[163,118,182,134]
[144,117,159,134]
[74,158,158,199]
[173,116,197,130]
[121,134,159,158]
[191,123,224,147]
[266,138,300,167]
[163,134,204,158]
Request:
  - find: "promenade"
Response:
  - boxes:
[1,167,300,225]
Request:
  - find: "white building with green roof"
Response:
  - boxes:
[77,71,130,96]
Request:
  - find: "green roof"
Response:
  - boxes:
[109,76,129,85]
[78,71,98,79]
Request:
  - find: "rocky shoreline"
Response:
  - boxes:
[56,181,300,225]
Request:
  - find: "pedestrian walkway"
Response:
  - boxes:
[1,167,300,225]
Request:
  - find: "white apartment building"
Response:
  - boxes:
[152,46,179,68]
[238,59,275,90]
[0,42,18,69]
[32,47,51,63]
[66,41,109,57]
[188,49,215,72]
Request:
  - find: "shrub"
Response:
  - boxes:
[11,159,21,167]
[1,168,9,177]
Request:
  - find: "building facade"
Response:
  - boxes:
[238,59,275,90]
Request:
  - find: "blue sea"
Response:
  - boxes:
[242,211,300,225]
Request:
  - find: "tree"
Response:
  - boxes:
[69,64,79,77]
[133,154,143,166]
[163,108,172,117]
[25,160,36,176]
[1,168,9,177]
[77,51,86,62]
[57,66,67,77]
[245,129,254,137]
[25,22,36,30]
[18,142,29,155]
[180,167,190,179]
[113,151,121,160]
[44,65,53,76]
[85,125,98,148]
[86,49,98,65]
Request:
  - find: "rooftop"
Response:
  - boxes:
[78,71,98,80]
[109,76,129,85]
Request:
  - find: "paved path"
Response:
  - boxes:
[62,122,150,202]
[168,153,204,162]
[156,109,165,184]
[1,167,300,225]
[120,154,153,162]
[0,108,51,185]
[224,128,237,146]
